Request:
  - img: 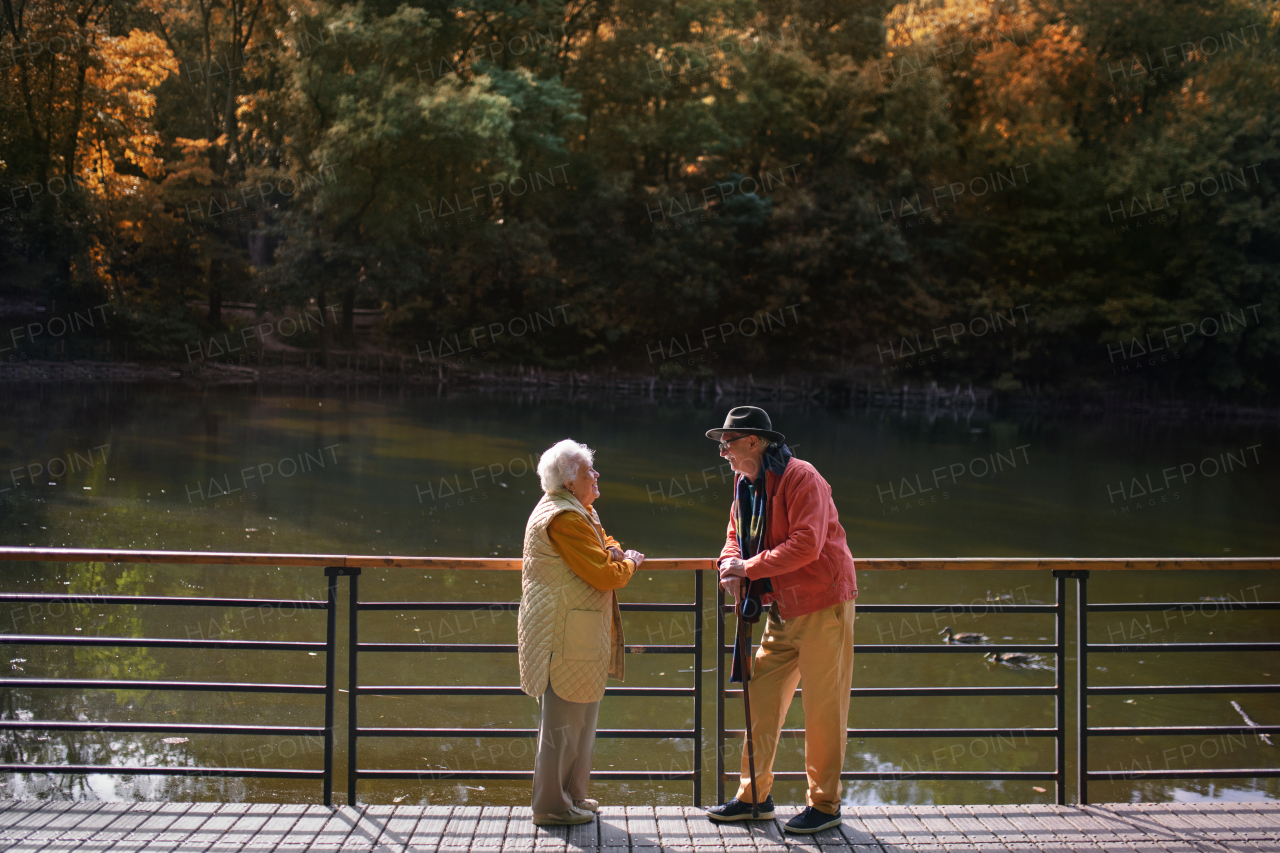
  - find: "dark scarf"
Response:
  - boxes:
[729,442,792,683]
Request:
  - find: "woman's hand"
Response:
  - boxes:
[625,549,645,568]
[608,546,625,563]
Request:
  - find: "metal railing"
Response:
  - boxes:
[0,548,1275,807]
[345,566,704,804]
[715,575,1069,803]
[1076,573,1280,802]
[0,552,340,802]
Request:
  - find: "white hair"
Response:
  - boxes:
[538,439,594,494]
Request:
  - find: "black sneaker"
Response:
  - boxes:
[783,806,841,834]
[705,795,776,821]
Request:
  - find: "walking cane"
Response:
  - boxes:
[738,578,760,818]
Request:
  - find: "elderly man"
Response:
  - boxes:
[518,439,645,826]
[704,406,857,834]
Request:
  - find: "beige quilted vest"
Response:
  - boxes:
[518,490,626,703]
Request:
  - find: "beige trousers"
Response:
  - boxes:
[735,598,855,814]
[531,678,599,814]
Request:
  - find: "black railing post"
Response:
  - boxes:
[1076,571,1090,805]
[1053,568,1089,805]
[715,585,725,805]
[1051,570,1068,805]
[348,568,362,806]
[322,567,341,808]
[324,565,360,808]
[693,568,703,807]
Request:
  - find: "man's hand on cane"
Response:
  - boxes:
[719,557,748,599]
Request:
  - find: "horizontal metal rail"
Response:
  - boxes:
[0,721,325,735]
[0,593,327,608]
[356,728,693,738]
[1087,684,1280,695]
[356,685,695,696]
[723,727,1059,738]
[1086,642,1280,652]
[356,601,697,612]
[357,770,695,781]
[723,686,1059,697]
[1088,725,1280,736]
[0,635,325,651]
[753,603,1059,614]
[720,644,1057,654]
[1086,768,1280,780]
[0,678,326,693]
[1086,601,1280,611]
[0,764,326,778]
[746,771,1060,781]
[355,643,694,654]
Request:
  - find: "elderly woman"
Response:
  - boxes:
[518,439,644,826]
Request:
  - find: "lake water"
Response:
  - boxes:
[1,382,1277,806]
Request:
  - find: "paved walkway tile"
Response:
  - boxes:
[1,801,1278,851]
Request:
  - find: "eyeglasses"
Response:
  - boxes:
[718,435,752,451]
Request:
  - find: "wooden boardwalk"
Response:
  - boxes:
[2,801,1278,852]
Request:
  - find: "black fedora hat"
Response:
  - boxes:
[706,406,785,444]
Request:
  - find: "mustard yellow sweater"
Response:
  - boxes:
[547,511,636,591]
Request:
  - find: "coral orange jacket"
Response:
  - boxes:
[718,457,857,619]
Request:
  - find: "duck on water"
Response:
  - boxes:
[938,626,989,644]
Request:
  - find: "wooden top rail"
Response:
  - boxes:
[0,548,1275,571]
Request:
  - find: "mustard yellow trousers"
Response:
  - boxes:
[735,597,855,815]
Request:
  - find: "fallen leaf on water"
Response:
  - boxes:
[1033,786,1046,793]
[162,737,189,745]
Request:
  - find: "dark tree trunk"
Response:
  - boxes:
[207,254,223,325]
[342,286,355,340]
[208,287,222,326]
[317,290,329,367]
[197,2,224,174]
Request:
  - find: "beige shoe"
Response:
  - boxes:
[573,798,599,813]
[533,806,594,826]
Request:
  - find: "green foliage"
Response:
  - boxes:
[112,303,207,359]
[1,0,1276,399]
